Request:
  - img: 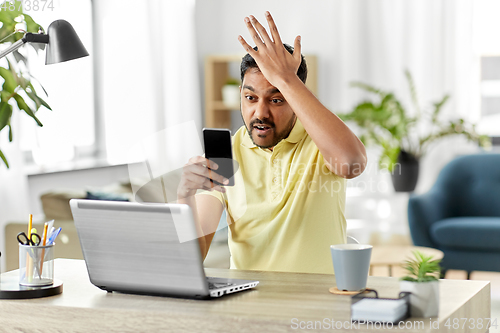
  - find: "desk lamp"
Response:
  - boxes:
[0,19,88,64]
[0,21,86,298]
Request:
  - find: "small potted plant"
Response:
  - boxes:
[399,251,441,318]
[221,77,240,108]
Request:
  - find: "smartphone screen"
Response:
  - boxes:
[203,128,235,186]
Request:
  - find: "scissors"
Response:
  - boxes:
[17,232,41,246]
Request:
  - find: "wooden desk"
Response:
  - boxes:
[0,259,490,332]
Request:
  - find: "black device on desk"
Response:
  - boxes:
[203,128,235,186]
[351,289,410,323]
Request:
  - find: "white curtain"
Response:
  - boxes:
[95,0,202,165]
[152,0,202,129]
[0,112,30,271]
[328,0,475,117]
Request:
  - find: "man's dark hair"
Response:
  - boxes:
[240,44,308,84]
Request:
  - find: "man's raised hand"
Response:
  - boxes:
[238,11,302,88]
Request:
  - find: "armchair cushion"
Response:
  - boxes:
[430,217,500,251]
[432,154,500,217]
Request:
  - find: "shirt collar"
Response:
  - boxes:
[241,118,306,149]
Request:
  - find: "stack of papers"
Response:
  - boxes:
[351,298,408,323]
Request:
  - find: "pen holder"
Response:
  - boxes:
[19,244,54,287]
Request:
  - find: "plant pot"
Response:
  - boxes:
[391,150,419,192]
[221,85,240,108]
[399,280,439,318]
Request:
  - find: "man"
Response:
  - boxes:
[177,12,366,274]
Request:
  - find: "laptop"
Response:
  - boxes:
[69,199,259,299]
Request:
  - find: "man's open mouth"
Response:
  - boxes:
[253,124,273,134]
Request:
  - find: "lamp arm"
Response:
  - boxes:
[0,38,26,59]
[0,33,49,60]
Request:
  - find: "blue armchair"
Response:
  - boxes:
[408,154,500,278]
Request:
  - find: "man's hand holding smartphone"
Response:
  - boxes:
[177,156,229,200]
[177,128,235,200]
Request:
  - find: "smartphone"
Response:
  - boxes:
[203,128,235,186]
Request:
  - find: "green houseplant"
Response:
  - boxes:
[399,251,442,317]
[339,70,490,191]
[0,1,51,168]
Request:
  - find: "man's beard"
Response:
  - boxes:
[244,115,297,149]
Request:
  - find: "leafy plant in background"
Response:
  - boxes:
[0,1,51,168]
[339,70,490,171]
[224,77,240,86]
[400,251,441,282]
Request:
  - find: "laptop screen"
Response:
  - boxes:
[70,199,209,297]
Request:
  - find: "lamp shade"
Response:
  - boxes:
[45,20,89,65]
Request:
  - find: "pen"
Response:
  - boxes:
[47,227,62,245]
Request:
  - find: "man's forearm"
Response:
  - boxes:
[278,75,367,178]
[177,196,209,259]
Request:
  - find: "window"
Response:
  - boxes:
[17,0,94,166]
[480,57,500,117]
[473,0,500,136]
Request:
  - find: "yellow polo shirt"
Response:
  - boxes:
[198,119,346,274]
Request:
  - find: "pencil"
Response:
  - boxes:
[42,223,48,246]
[28,214,32,237]
[40,223,49,278]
